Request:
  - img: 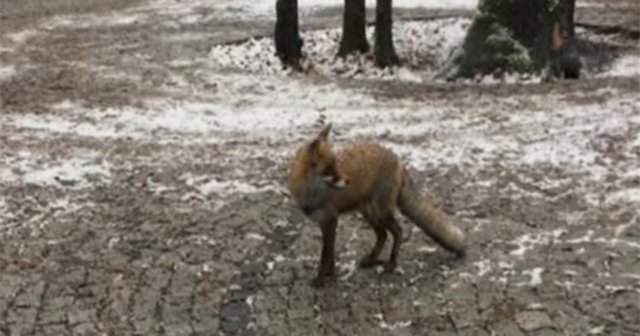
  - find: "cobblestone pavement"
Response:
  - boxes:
[1,0,639,335]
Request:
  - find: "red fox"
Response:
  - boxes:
[288,124,468,287]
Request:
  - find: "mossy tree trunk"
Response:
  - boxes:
[374,0,399,68]
[338,0,370,57]
[275,0,303,67]
[448,0,580,79]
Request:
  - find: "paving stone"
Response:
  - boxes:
[68,308,97,325]
[13,281,45,308]
[71,322,99,336]
[7,323,32,336]
[6,307,37,325]
[256,312,288,336]
[39,324,68,336]
[287,281,315,320]
[448,307,479,331]
[41,296,74,324]
[285,316,323,336]
[457,326,490,336]
[132,317,159,335]
[192,316,219,335]
[489,320,526,336]
[253,287,287,314]
[0,275,22,302]
[220,301,251,333]
[515,310,554,332]
[163,321,193,336]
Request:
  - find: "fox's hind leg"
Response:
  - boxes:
[358,207,387,269]
[383,214,402,273]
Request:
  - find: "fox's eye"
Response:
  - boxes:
[322,161,337,176]
[321,165,331,175]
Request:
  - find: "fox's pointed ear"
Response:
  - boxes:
[309,123,332,153]
[318,123,332,142]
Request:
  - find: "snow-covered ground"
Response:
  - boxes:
[2,72,638,208]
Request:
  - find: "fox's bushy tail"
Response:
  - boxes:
[397,172,467,256]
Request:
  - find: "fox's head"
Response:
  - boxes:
[288,124,349,215]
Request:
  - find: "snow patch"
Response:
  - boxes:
[45,13,141,29]
[3,79,376,142]
[523,267,545,286]
[565,230,594,244]
[26,0,477,31]
[606,187,640,204]
[7,29,38,44]
[0,65,16,81]
[22,159,111,189]
[598,55,640,78]
[245,0,478,17]
[474,259,492,277]
[1,151,111,189]
[0,197,11,228]
[196,178,278,197]
[375,313,413,330]
[588,325,606,335]
[246,233,266,241]
[339,259,358,280]
[510,229,566,257]
[417,245,437,253]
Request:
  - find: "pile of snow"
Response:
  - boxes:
[209,18,471,82]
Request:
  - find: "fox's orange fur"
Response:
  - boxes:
[288,124,468,287]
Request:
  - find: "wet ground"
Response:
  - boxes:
[0,0,639,335]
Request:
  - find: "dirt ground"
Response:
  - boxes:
[0,0,639,335]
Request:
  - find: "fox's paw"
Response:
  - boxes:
[310,275,335,289]
[384,261,397,274]
[359,257,384,269]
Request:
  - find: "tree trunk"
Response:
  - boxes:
[374,0,399,68]
[275,0,303,66]
[565,0,575,39]
[448,0,580,79]
[337,0,369,57]
[549,0,580,79]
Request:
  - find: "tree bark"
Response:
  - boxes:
[337,0,369,57]
[549,0,580,79]
[374,0,399,68]
[563,0,580,78]
[565,0,576,39]
[275,0,303,66]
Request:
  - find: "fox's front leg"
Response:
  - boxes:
[312,216,337,288]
